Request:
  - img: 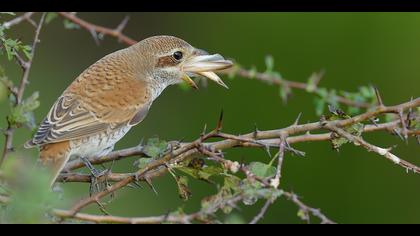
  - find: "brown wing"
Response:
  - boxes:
[25,51,151,147]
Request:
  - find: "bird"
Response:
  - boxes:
[24,35,233,186]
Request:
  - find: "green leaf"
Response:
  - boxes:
[346,106,360,116]
[200,175,240,214]
[279,85,291,104]
[316,87,328,98]
[8,91,40,129]
[297,209,308,221]
[306,72,318,92]
[176,165,223,181]
[45,12,58,24]
[21,45,32,60]
[328,107,364,151]
[249,65,257,78]
[241,179,283,206]
[359,86,374,99]
[326,89,339,108]
[63,19,80,30]
[3,39,16,61]
[224,213,246,224]
[264,55,274,72]
[142,137,168,158]
[331,135,349,151]
[135,157,153,169]
[1,37,32,61]
[248,162,276,178]
[314,97,326,116]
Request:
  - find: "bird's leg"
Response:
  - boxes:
[79,156,107,178]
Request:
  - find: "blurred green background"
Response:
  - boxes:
[1,12,419,223]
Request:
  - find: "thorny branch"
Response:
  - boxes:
[0,12,419,224]
[249,199,274,224]
[2,12,37,29]
[63,115,418,174]
[52,187,335,224]
[57,98,418,224]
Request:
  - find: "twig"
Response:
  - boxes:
[2,12,36,29]
[64,98,418,216]
[58,12,137,45]
[283,191,336,224]
[52,209,196,224]
[231,67,371,109]
[249,199,273,224]
[324,124,420,173]
[16,13,46,104]
[66,131,218,216]
[58,120,419,184]
[0,13,46,168]
[270,135,287,188]
[63,116,418,174]
[64,144,145,171]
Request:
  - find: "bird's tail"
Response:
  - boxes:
[38,141,71,187]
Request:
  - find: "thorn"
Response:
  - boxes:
[369,117,379,127]
[201,123,207,139]
[131,181,144,189]
[216,109,224,132]
[398,109,409,142]
[407,109,414,128]
[116,15,130,33]
[373,86,384,107]
[89,29,100,46]
[162,210,171,223]
[393,128,405,141]
[293,112,302,126]
[264,145,272,158]
[285,142,306,157]
[253,123,259,139]
[385,145,396,153]
[138,137,144,146]
[96,200,111,215]
[27,18,38,28]
[144,177,158,196]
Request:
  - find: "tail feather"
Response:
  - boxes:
[39,141,71,187]
[24,139,36,149]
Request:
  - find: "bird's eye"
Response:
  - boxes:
[173,51,183,61]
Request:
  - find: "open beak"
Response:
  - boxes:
[181,51,233,89]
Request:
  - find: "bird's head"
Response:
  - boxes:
[134,35,233,89]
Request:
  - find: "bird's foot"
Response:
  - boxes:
[79,156,112,196]
[79,156,107,178]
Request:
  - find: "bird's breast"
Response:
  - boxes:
[69,125,131,158]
